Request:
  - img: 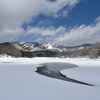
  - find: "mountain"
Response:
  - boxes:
[0,42,100,58]
[0,42,61,57]
[0,42,22,57]
[12,42,61,52]
[61,42,100,58]
[57,43,93,51]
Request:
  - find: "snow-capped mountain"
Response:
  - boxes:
[0,41,100,58]
[12,42,61,52]
[0,42,62,57]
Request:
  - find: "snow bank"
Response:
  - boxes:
[0,54,13,58]
[0,57,100,67]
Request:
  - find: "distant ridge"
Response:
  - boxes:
[0,42,100,58]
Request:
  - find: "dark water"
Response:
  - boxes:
[36,62,94,86]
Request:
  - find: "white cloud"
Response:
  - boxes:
[27,26,66,36]
[1,16,99,45]
[20,26,66,42]
[95,16,100,22]
[0,0,100,45]
[43,0,79,17]
[0,28,24,42]
[54,18,100,45]
[0,0,79,28]
[0,0,79,42]
[21,17,100,45]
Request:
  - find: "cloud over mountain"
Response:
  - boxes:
[20,17,100,45]
[0,0,100,46]
[54,17,100,45]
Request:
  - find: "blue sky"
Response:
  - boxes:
[0,0,100,45]
[23,0,100,28]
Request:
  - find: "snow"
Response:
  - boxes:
[42,42,54,49]
[0,54,13,58]
[61,67,100,86]
[0,57,100,100]
[12,42,60,52]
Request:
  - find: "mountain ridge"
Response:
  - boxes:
[0,42,100,58]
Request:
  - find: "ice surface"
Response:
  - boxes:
[61,67,100,86]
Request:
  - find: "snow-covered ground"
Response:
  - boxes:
[0,57,100,100]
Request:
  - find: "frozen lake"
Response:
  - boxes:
[0,57,100,100]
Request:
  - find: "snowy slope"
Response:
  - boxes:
[12,42,61,52]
